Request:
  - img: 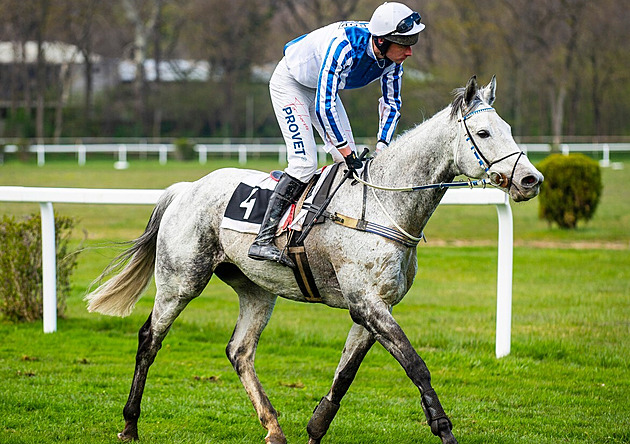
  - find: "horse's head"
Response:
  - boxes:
[451,76,543,202]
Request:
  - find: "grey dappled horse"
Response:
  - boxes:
[86,76,543,444]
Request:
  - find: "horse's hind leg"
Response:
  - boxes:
[222,274,284,443]
[307,322,375,444]
[118,311,156,441]
[118,291,196,441]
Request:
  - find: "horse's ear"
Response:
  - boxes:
[464,75,479,108]
[481,75,497,106]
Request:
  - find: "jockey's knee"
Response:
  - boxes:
[284,163,317,183]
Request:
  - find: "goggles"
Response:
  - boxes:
[395,11,422,34]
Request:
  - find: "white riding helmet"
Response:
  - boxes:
[368,2,425,46]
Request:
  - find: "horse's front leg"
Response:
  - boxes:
[226,289,285,444]
[347,293,458,444]
[307,322,376,444]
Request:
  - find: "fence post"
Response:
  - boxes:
[78,144,86,166]
[278,144,284,164]
[39,202,57,333]
[115,144,129,169]
[159,144,168,165]
[37,145,46,167]
[495,199,513,358]
[238,144,247,165]
[600,144,610,167]
[198,144,208,165]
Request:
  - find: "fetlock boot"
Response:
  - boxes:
[248,173,306,268]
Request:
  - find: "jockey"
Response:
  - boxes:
[248,2,425,268]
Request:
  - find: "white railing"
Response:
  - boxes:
[0,186,514,358]
[3,142,629,167]
[2,142,329,167]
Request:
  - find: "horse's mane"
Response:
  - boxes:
[449,87,484,121]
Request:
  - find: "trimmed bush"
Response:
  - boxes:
[537,154,602,229]
[0,214,79,322]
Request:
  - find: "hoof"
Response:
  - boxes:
[264,432,287,444]
[307,438,321,444]
[440,432,458,444]
[117,430,138,441]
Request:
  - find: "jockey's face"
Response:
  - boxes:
[386,42,413,64]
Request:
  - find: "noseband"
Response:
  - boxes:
[457,107,524,191]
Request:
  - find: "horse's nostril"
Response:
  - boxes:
[521,175,539,187]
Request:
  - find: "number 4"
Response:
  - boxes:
[240,187,258,219]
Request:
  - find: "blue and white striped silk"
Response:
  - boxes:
[284,21,404,148]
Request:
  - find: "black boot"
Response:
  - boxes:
[248,173,307,268]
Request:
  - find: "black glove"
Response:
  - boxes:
[344,151,363,172]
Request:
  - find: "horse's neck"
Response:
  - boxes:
[368,108,458,236]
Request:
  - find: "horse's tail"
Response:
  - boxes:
[84,182,189,317]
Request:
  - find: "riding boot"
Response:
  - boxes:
[248,173,307,268]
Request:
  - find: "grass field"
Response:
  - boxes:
[1,155,629,443]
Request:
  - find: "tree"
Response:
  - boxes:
[0,0,40,138]
[184,0,277,137]
[62,0,107,126]
[120,0,164,136]
[280,0,361,32]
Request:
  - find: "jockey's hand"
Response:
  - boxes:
[344,151,363,174]
[374,140,388,157]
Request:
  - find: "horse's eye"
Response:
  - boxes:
[477,130,490,138]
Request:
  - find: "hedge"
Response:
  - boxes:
[537,154,602,229]
[0,214,79,322]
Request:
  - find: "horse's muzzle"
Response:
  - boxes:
[510,171,544,202]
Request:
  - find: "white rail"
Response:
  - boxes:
[3,142,629,167]
[0,186,514,358]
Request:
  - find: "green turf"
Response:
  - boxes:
[1,157,629,443]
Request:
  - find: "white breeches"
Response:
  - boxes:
[270,58,355,183]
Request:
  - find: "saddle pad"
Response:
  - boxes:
[220,165,339,235]
[220,171,279,234]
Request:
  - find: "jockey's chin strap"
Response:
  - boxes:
[456,106,525,191]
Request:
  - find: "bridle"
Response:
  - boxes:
[346,103,527,246]
[352,104,525,194]
[457,106,525,191]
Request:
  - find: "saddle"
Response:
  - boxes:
[221,161,421,303]
[221,164,341,236]
[220,164,341,303]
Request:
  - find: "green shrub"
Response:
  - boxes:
[0,214,79,322]
[174,137,196,161]
[537,154,603,229]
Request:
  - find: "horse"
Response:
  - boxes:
[85,76,543,444]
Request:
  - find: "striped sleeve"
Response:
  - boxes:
[315,38,352,147]
[377,64,403,145]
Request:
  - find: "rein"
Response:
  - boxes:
[353,105,525,193]
[343,104,525,247]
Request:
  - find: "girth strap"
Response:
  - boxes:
[286,235,322,303]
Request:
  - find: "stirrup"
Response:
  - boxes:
[248,243,296,269]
